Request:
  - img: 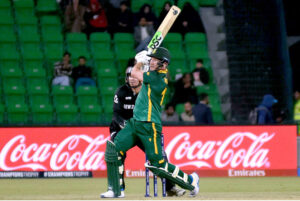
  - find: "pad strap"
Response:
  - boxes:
[145,162,194,191]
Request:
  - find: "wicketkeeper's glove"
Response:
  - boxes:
[119,120,127,129]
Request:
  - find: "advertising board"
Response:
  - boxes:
[0,126,297,177]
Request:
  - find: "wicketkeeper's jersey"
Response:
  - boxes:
[133,70,168,124]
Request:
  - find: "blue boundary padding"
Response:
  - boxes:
[298,168,300,176]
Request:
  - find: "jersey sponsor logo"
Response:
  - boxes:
[124,104,134,109]
[125,96,132,100]
[114,95,118,104]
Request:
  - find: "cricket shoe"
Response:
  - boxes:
[167,186,186,197]
[100,190,125,198]
[189,172,199,197]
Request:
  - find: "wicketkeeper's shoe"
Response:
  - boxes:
[167,186,186,197]
[100,190,125,198]
[189,172,199,197]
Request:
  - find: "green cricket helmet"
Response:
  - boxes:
[148,47,171,64]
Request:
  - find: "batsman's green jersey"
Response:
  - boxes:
[133,70,168,124]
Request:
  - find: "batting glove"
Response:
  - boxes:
[142,65,150,72]
[135,50,151,67]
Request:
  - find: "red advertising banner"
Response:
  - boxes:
[0,126,297,177]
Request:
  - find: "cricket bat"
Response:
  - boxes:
[147,5,181,53]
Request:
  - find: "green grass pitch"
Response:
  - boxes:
[0,177,300,200]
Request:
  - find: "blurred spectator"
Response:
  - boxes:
[64,0,88,32]
[170,73,198,106]
[180,102,195,122]
[192,59,209,86]
[113,1,133,33]
[72,56,96,90]
[274,108,288,124]
[134,17,155,52]
[158,1,171,23]
[135,4,158,27]
[192,93,213,124]
[58,0,69,10]
[158,1,177,32]
[294,90,300,121]
[84,0,108,36]
[58,0,66,10]
[161,103,179,122]
[109,0,123,8]
[256,94,278,125]
[52,52,73,86]
[175,3,205,35]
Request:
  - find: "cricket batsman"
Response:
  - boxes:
[101,47,200,198]
[101,66,186,198]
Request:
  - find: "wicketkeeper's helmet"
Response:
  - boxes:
[125,66,133,82]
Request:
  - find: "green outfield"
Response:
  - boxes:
[0,177,300,200]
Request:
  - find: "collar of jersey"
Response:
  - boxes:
[157,69,168,74]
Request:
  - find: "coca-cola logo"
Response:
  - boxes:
[0,135,109,171]
[0,126,294,172]
[165,132,274,169]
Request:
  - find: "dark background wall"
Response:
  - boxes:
[224,0,292,123]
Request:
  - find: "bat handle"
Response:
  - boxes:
[147,48,153,55]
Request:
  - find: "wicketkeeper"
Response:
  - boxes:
[101,47,200,198]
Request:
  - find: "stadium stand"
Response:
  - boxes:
[79,103,103,124]
[66,33,90,61]
[36,0,58,13]
[31,103,54,124]
[56,103,78,124]
[52,85,74,106]
[162,33,183,51]
[0,103,4,123]
[90,32,112,53]
[4,84,26,106]
[28,83,50,106]
[93,50,115,72]
[131,0,153,13]
[153,0,175,16]
[7,102,29,124]
[0,0,224,125]
[76,85,99,106]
